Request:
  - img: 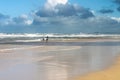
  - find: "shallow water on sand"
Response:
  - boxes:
[0,42,120,80]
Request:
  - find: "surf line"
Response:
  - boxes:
[0,46,43,52]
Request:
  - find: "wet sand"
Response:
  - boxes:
[72,56,120,80]
[0,40,120,80]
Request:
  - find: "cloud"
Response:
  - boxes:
[0,13,9,19]
[45,0,68,10]
[0,15,119,34]
[31,0,120,34]
[111,17,120,22]
[117,6,120,12]
[55,4,77,16]
[113,0,120,12]
[0,0,120,34]
[56,4,94,18]
[12,14,32,25]
[35,8,55,17]
[99,9,114,14]
[32,16,120,34]
[114,0,120,5]
[0,13,11,25]
[0,13,32,26]
[35,3,94,19]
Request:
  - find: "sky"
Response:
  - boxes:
[0,0,120,34]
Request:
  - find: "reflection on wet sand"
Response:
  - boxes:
[0,43,120,80]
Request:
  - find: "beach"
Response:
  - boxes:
[72,56,120,80]
[0,39,120,80]
[0,0,120,79]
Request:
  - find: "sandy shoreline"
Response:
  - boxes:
[0,40,120,80]
[72,55,120,80]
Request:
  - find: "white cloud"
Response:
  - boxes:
[45,0,68,10]
[25,20,33,25]
[0,14,33,26]
[111,17,120,23]
[20,14,28,19]
[20,14,33,25]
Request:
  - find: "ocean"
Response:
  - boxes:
[1,33,120,47]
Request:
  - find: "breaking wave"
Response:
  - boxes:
[0,33,120,43]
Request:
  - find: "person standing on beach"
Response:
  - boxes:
[46,36,49,42]
[42,37,45,42]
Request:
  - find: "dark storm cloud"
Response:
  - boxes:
[99,9,114,14]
